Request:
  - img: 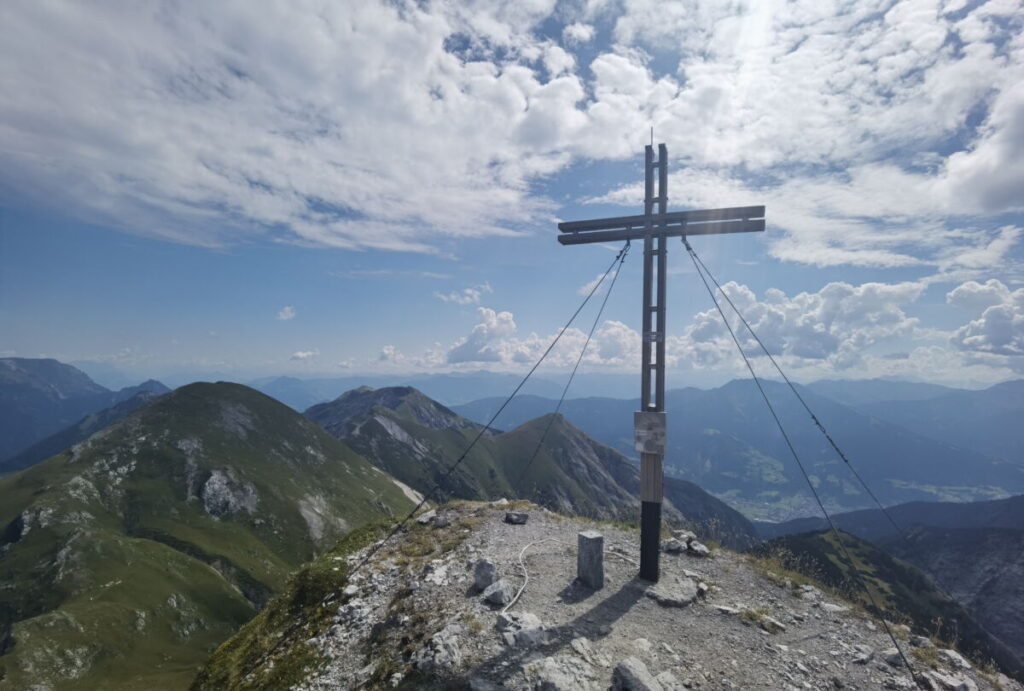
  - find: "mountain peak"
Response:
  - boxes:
[195,501,1022,690]
[306,385,480,435]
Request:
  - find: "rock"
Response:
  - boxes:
[938,648,972,670]
[505,511,529,525]
[880,647,904,667]
[473,558,498,591]
[433,513,451,528]
[342,584,358,597]
[612,656,663,691]
[687,541,710,557]
[571,637,611,668]
[483,578,516,605]
[910,635,934,648]
[655,670,685,691]
[758,615,787,634]
[423,559,449,586]
[577,530,605,590]
[416,510,436,525]
[469,677,503,691]
[646,575,698,608]
[523,655,598,690]
[820,603,848,613]
[715,605,741,615]
[660,538,686,553]
[496,611,547,647]
[413,624,462,672]
[852,644,874,664]
[672,529,697,544]
[492,498,509,507]
[925,670,978,691]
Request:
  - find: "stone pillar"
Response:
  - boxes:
[577,530,605,590]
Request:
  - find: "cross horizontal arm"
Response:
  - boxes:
[558,205,764,234]
[557,218,764,246]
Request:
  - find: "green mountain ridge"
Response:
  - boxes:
[306,386,759,548]
[755,530,1024,680]
[0,382,415,690]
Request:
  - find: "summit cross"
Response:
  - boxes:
[557,143,766,582]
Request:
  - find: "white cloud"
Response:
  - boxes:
[378,345,404,363]
[289,349,319,361]
[447,307,518,363]
[276,305,296,321]
[577,273,607,296]
[0,0,1020,268]
[435,282,493,305]
[677,280,926,370]
[948,279,1024,355]
[562,22,595,44]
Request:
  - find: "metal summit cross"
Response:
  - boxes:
[558,143,765,582]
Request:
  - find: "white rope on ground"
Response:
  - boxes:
[500,538,641,614]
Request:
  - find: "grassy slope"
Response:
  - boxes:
[0,382,414,690]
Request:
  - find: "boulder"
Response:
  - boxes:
[483,579,516,605]
[687,540,710,557]
[938,649,972,670]
[413,624,462,672]
[505,511,529,525]
[496,611,547,647]
[880,647,904,667]
[672,529,697,544]
[473,558,498,591]
[910,635,934,649]
[660,538,685,554]
[416,510,436,525]
[523,655,598,690]
[612,656,663,691]
[645,575,698,608]
[852,644,873,664]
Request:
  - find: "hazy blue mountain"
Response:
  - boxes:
[0,382,414,690]
[805,378,958,406]
[756,494,1024,542]
[0,358,111,460]
[858,380,1024,465]
[0,383,170,475]
[454,380,1024,519]
[306,386,759,548]
[252,371,565,411]
[0,358,173,462]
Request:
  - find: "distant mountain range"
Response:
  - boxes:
[0,357,170,463]
[0,382,414,690]
[454,380,1024,520]
[305,386,759,549]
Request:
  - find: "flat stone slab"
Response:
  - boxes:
[504,511,529,525]
[645,575,698,608]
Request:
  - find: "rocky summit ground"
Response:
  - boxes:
[272,501,1020,690]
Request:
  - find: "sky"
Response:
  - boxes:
[1,0,1023,390]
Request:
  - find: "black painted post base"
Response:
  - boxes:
[639,500,661,582]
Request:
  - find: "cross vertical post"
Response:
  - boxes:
[556,144,765,583]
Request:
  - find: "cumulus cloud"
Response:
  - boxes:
[948,279,1024,355]
[378,345,404,363]
[276,305,296,321]
[562,22,595,44]
[435,282,493,305]
[290,349,319,361]
[447,307,518,363]
[678,280,926,370]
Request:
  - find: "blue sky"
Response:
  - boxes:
[1,0,1023,389]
